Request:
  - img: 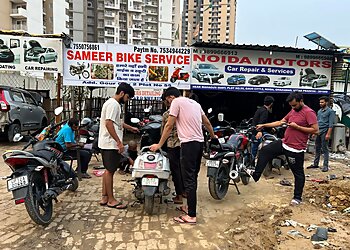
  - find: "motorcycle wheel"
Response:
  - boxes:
[241,175,250,185]
[82,70,90,79]
[263,161,273,177]
[144,195,154,215]
[67,177,79,192]
[170,77,176,83]
[69,68,76,76]
[25,172,53,226]
[208,164,230,200]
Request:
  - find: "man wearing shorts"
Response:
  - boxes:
[98,82,138,209]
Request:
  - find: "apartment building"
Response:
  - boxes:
[181,0,236,46]
[68,0,180,46]
[0,0,69,34]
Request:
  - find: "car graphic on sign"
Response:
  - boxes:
[227,74,245,85]
[273,77,292,86]
[248,75,270,85]
[192,63,224,83]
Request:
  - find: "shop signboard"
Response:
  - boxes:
[190,47,332,94]
[0,34,63,73]
[63,43,191,89]
[134,88,163,100]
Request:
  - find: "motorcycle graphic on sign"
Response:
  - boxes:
[69,62,90,79]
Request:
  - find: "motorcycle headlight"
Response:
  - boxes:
[157,160,163,170]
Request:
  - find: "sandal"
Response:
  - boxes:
[99,195,108,206]
[107,201,128,209]
[173,216,196,225]
[175,206,188,215]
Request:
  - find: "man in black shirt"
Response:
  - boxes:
[251,96,275,159]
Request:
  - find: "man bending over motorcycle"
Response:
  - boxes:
[55,118,92,179]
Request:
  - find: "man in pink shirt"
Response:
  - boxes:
[150,87,216,224]
[246,92,319,206]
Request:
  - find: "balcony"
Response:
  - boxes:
[133,0,143,3]
[145,18,157,23]
[129,7,142,12]
[144,35,157,40]
[10,0,27,3]
[105,21,116,27]
[133,15,142,21]
[105,31,115,37]
[132,34,142,40]
[146,10,157,15]
[104,11,115,17]
[12,24,27,30]
[10,8,27,18]
[146,2,157,7]
[105,2,118,9]
[119,18,127,22]
[133,25,142,30]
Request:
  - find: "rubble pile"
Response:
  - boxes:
[306,180,350,212]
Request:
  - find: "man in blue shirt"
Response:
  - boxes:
[307,96,335,172]
[56,118,92,178]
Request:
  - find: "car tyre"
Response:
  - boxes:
[39,56,45,64]
[312,82,317,88]
[8,123,21,142]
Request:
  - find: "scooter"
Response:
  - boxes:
[131,147,171,215]
[170,66,190,83]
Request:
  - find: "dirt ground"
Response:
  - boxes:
[0,141,349,250]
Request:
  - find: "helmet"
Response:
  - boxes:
[81,117,92,127]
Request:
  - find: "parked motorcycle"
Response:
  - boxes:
[131,147,171,215]
[206,118,254,200]
[69,62,90,79]
[131,117,162,149]
[170,66,190,83]
[1,107,79,226]
[203,109,235,158]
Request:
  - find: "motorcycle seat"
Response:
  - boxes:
[221,143,234,151]
[29,150,55,162]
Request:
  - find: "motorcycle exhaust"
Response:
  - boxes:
[229,170,239,180]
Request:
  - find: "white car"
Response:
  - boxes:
[301,74,328,88]
[273,77,292,86]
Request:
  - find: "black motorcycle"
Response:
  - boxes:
[206,126,254,200]
[1,108,79,226]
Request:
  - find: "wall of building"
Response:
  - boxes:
[27,0,44,33]
[52,0,69,34]
[0,1,12,30]
[158,0,173,46]
[71,0,86,42]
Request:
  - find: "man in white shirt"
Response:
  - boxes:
[98,82,138,209]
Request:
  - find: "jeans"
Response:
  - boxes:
[65,149,92,173]
[253,140,305,201]
[168,146,184,196]
[313,132,329,168]
[180,141,203,217]
[251,136,262,159]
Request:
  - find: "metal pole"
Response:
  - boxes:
[344,63,350,95]
[56,73,62,124]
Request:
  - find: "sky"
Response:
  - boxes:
[235,0,350,49]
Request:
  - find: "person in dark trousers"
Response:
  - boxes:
[307,96,335,172]
[55,118,92,178]
[245,92,319,206]
[150,87,216,224]
[161,93,185,204]
[251,96,275,159]
[118,140,138,175]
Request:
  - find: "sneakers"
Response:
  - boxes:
[290,198,302,206]
[81,173,92,179]
[306,164,319,169]
[321,167,329,172]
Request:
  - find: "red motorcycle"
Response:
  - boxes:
[170,67,190,83]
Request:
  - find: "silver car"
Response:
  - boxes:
[301,74,328,88]
[0,86,47,141]
[25,40,58,64]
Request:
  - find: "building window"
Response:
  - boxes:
[87,2,93,7]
